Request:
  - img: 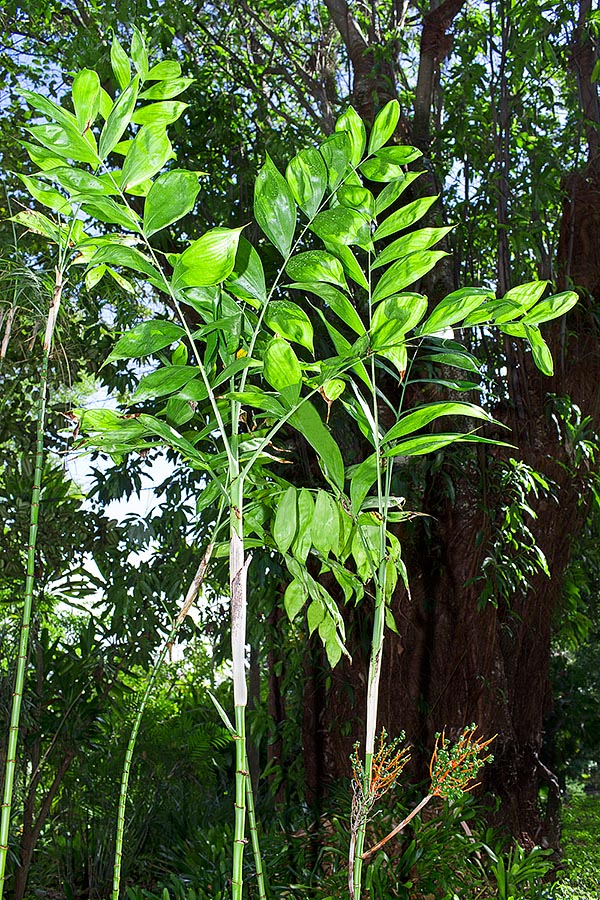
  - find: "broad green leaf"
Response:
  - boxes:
[375,145,421,164]
[263,338,302,404]
[422,350,481,373]
[350,453,379,514]
[72,69,101,131]
[80,197,140,230]
[286,251,347,289]
[27,123,98,166]
[524,324,553,376]
[383,432,508,458]
[254,154,296,257]
[212,356,262,389]
[359,157,407,182]
[322,378,345,402]
[107,320,186,362]
[320,132,351,190]
[337,184,375,219]
[311,208,371,248]
[284,579,307,621]
[289,400,345,489]
[264,300,314,352]
[121,124,172,190]
[288,281,364,335]
[227,237,267,305]
[378,344,408,376]
[172,227,243,288]
[274,486,298,554]
[133,365,199,401]
[324,241,369,290]
[147,60,182,80]
[77,408,146,441]
[307,598,325,635]
[502,280,549,312]
[133,101,189,126]
[139,78,195,100]
[372,251,447,303]
[286,147,327,218]
[106,267,135,294]
[137,414,206,464]
[371,293,428,343]
[372,226,452,270]
[143,170,200,236]
[351,524,380,580]
[311,490,340,555]
[110,37,131,90]
[18,174,72,214]
[131,26,149,81]
[99,88,112,119]
[85,265,107,290]
[368,100,400,153]
[319,614,343,668]
[374,171,424,216]
[20,139,65,171]
[226,389,285,417]
[43,166,115,196]
[373,196,438,241]
[11,209,61,243]
[99,76,139,159]
[383,402,495,443]
[21,89,78,131]
[523,291,578,326]
[419,288,493,335]
[88,244,168,291]
[335,106,366,167]
[292,488,315,563]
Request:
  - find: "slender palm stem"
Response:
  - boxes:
[0,267,64,900]
[111,542,215,900]
[245,750,266,900]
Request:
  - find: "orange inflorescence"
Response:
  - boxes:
[369,728,412,800]
[429,724,495,802]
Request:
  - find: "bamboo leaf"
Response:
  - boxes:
[522,291,578,326]
[320,132,351,189]
[373,196,438,241]
[147,60,182,80]
[524,324,553,376]
[110,37,131,90]
[285,147,327,218]
[311,490,339,554]
[372,226,452,269]
[132,366,200,401]
[372,251,447,303]
[131,26,149,81]
[289,401,345,490]
[80,196,140,230]
[335,106,366,167]
[10,210,62,243]
[139,78,195,100]
[368,100,400,154]
[284,579,307,622]
[374,171,424,216]
[72,69,101,131]
[311,207,371,248]
[143,170,200,236]
[383,432,510,458]
[418,288,493,334]
[324,241,369,290]
[292,488,315,563]
[263,338,302,405]
[43,166,115,196]
[502,280,549,312]
[274,486,298,554]
[172,227,244,288]
[286,251,347,289]
[27,122,99,165]
[254,154,296,257]
[371,293,428,342]
[383,402,496,443]
[88,244,168,291]
[227,237,267,306]
[107,320,186,362]
[121,123,172,190]
[99,76,139,159]
[350,453,379,514]
[288,281,365,335]
[264,300,314,352]
[132,101,189,126]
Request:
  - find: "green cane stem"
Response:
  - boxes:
[0,268,64,899]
